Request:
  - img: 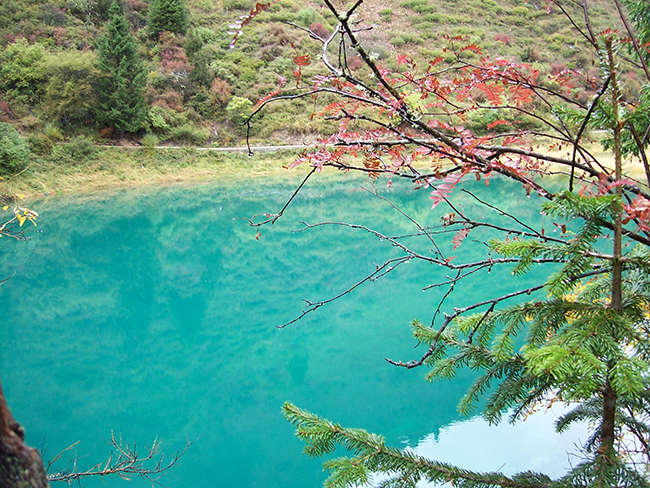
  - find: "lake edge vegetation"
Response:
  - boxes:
[0,0,642,187]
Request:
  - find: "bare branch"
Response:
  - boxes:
[612,0,650,83]
[278,255,413,328]
[569,74,611,191]
[244,167,317,227]
[386,267,612,369]
[460,189,547,238]
[46,432,193,485]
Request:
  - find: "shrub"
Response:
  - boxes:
[25,123,62,155]
[49,135,99,165]
[141,133,160,148]
[38,4,70,26]
[222,0,251,10]
[0,39,47,102]
[211,62,237,84]
[368,45,389,61]
[391,34,423,46]
[26,133,53,155]
[66,0,113,22]
[226,96,253,125]
[309,22,330,39]
[347,56,364,71]
[145,106,172,133]
[521,46,541,62]
[185,27,216,57]
[494,33,510,46]
[169,125,208,145]
[64,135,97,162]
[0,123,31,174]
[0,101,13,122]
[549,62,567,75]
[415,21,436,32]
[43,50,100,127]
[510,5,530,17]
[43,123,64,142]
[399,0,435,13]
[186,88,216,118]
[379,8,392,21]
[210,78,232,107]
[295,7,316,25]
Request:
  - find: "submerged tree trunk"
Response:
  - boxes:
[0,377,49,488]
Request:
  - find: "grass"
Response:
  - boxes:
[6,137,647,204]
[5,147,309,199]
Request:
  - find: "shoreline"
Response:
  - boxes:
[6,147,307,201]
[6,143,647,202]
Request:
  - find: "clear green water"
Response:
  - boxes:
[0,175,583,487]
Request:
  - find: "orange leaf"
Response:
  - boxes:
[292,54,310,66]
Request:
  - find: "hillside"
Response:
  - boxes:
[0,0,637,153]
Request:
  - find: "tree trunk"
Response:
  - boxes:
[601,371,617,455]
[0,377,49,488]
[601,36,623,459]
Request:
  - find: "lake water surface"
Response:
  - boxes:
[0,173,586,487]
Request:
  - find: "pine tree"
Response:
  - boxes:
[148,0,189,40]
[96,1,147,136]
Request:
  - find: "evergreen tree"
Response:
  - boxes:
[148,0,188,40]
[96,1,147,136]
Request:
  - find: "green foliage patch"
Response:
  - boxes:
[149,0,189,38]
[0,0,634,151]
[0,122,31,174]
[96,1,147,135]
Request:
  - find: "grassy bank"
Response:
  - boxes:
[6,140,645,203]
[5,146,308,199]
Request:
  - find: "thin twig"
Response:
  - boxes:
[245,167,317,227]
[46,433,194,485]
[278,256,412,328]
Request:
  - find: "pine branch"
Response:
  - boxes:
[282,402,555,488]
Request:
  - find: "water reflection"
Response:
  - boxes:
[410,404,589,481]
[0,175,585,487]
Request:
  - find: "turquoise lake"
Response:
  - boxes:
[0,173,587,487]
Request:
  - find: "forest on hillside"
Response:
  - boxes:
[0,0,640,166]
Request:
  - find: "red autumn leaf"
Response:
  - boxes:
[452,227,470,250]
[460,43,482,55]
[624,195,650,232]
[430,170,469,209]
[254,90,280,110]
[229,0,279,48]
[293,54,311,66]
[396,54,411,66]
[486,120,512,130]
